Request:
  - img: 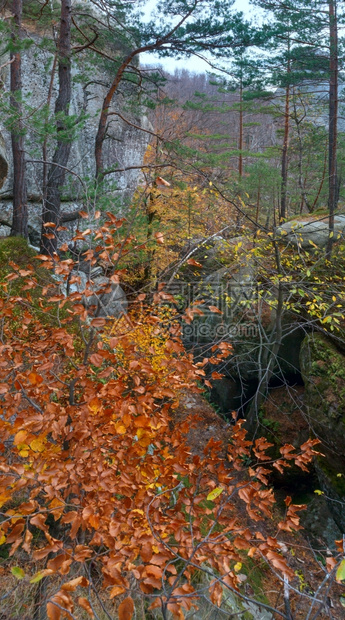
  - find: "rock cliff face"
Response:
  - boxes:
[0,29,150,233]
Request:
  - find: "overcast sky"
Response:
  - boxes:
[142,0,255,74]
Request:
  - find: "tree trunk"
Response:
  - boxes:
[280,49,291,222]
[94,42,167,181]
[246,281,283,434]
[94,50,140,181]
[239,78,243,180]
[40,0,72,256]
[326,0,338,259]
[10,0,28,239]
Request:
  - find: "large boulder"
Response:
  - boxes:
[57,272,127,318]
[84,276,128,318]
[300,333,345,530]
[277,214,345,248]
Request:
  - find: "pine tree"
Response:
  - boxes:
[253,0,343,230]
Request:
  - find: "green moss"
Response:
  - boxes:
[316,457,345,497]
[0,236,76,332]
[0,235,36,266]
[300,334,345,418]
[237,554,270,606]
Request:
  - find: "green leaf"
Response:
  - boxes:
[11,566,25,580]
[206,487,224,501]
[336,559,345,582]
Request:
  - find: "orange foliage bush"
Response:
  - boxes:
[0,216,327,619]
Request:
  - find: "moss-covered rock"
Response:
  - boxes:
[300,333,345,529]
[314,458,345,532]
[300,334,345,456]
[0,236,70,329]
[0,235,36,266]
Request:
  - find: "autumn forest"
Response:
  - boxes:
[1,1,345,619]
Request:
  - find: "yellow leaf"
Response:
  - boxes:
[19,449,29,457]
[30,569,54,583]
[0,534,6,545]
[314,489,324,495]
[30,438,45,453]
[115,422,126,435]
[88,397,101,415]
[234,562,242,572]
[336,559,345,582]
[207,487,224,501]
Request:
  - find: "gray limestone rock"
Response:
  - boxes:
[56,271,127,318]
[84,276,127,318]
[277,215,345,248]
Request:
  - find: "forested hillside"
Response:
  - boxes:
[1,1,345,619]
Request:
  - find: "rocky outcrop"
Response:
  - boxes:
[277,214,345,248]
[300,334,345,456]
[0,133,8,189]
[0,29,150,236]
[83,276,127,318]
[300,334,345,530]
[58,268,127,319]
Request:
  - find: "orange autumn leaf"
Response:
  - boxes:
[78,597,94,616]
[118,596,134,620]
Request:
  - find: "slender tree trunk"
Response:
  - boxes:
[10,0,28,239]
[246,252,283,434]
[326,0,338,259]
[239,78,243,180]
[280,47,291,222]
[144,178,159,282]
[255,179,261,226]
[94,47,153,181]
[40,0,72,256]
